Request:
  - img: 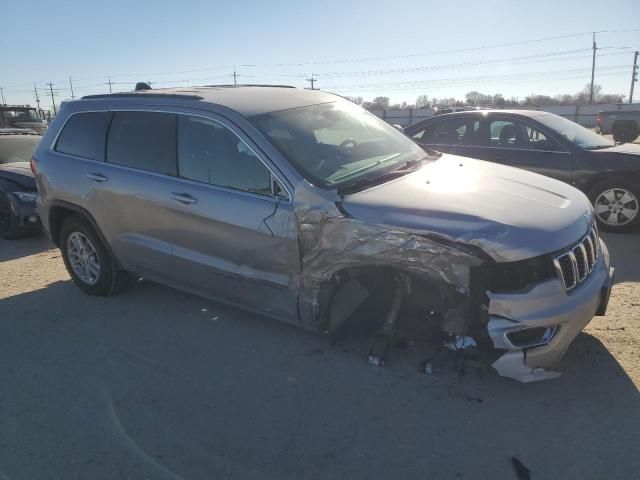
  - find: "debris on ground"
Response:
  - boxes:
[511,456,531,480]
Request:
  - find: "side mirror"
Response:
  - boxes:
[392,124,404,133]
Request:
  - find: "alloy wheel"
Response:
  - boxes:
[67,232,101,285]
[594,188,639,226]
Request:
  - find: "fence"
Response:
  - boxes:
[372,103,640,128]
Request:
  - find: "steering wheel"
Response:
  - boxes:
[339,138,358,151]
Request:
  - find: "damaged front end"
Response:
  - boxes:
[485,237,613,382]
[296,199,613,383]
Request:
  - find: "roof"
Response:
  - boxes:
[81,85,340,117]
[430,109,552,118]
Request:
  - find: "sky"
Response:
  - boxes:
[2,0,639,110]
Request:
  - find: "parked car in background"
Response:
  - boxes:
[33,87,613,382]
[405,110,640,232]
[0,129,42,239]
[596,110,640,143]
[0,106,47,134]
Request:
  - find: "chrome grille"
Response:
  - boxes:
[554,226,599,291]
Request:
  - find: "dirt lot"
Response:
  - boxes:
[0,232,639,479]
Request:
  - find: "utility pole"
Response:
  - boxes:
[589,32,597,104]
[630,51,639,104]
[46,82,57,115]
[69,76,75,99]
[232,66,237,86]
[306,74,317,90]
[33,83,41,117]
[107,76,113,94]
[0,87,5,105]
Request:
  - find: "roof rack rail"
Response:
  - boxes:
[81,92,203,100]
[203,84,296,89]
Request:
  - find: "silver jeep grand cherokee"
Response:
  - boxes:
[33,86,614,382]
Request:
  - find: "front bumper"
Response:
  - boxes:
[486,239,613,382]
[12,200,42,232]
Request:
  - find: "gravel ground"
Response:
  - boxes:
[0,232,638,479]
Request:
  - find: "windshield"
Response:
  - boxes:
[250,101,426,188]
[536,113,613,150]
[0,135,41,164]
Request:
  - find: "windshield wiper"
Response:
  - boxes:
[394,155,436,170]
[338,156,431,194]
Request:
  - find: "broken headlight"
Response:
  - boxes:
[478,255,556,293]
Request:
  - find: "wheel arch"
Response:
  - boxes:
[48,200,122,267]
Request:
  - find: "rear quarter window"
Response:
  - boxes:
[55,112,112,161]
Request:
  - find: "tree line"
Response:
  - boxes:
[347,84,624,111]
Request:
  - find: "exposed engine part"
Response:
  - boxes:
[367,273,411,367]
[443,335,478,352]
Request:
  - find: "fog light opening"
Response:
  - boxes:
[505,325,560,349]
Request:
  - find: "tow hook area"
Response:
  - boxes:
[491,351,561,383]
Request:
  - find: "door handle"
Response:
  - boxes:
[87,173,108,182]
[170,193,197,204]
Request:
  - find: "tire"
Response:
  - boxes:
[612,121,639,144]
[59,214,130,295]
[589,178,640,233]
[0,192,24,240]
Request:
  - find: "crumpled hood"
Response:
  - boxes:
[340,155,594,262]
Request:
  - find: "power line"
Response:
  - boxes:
[325,66,630,91]
[307,74,317,90]
[630,51,639,103]
[46,82,57,115]
[590,33,597,104]
[8,29,639,89]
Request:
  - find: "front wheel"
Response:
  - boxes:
[0,192,23,240]
[59,214,130,295]
[589,179,640,233]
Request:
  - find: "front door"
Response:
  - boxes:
[166,114,300,322]
[477,116,574,184]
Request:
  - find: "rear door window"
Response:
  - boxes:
[55,111,112,161]
[106,111,177,176]
[415,118,479,145]
[177,116,272,195]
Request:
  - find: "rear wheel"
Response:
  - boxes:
[589,179,640,233]
[0,192,23,240]
[59,214,129,295]
[612,121,639,143]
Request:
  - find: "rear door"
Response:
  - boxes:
[410,116,484,157]
[166,113,300,321]
[479,116,574,184]
[90,110,184,280]
[49,110,179,280]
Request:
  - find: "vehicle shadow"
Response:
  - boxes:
[0,278,638,479]
[601,231,640,284]
[0,233,53,262]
